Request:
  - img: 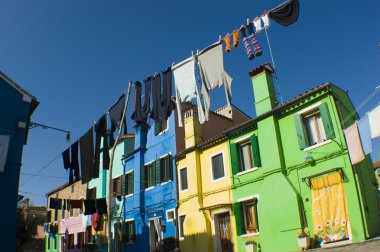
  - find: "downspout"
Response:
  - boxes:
[174,160,180,251]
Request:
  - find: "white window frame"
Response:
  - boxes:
[144,160,155,191]
[235,137,258,175]
[178,214,186,239]
[166,208,176,222]
[210,151,226,182]
[159,153,172,185]
[238,195,260,237]
[124,218,136,244]
[157,119,169,136]
[179,167,188,192]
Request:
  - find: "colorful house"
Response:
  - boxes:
[223,63,380,251]
[0,71,39,252]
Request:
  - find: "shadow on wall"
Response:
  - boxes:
[179,232,216,252]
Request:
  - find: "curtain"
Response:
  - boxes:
[311,172,349,244]
[153,218,162,242]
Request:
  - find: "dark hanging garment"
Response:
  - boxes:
[84,199,96,215]
[71,141,80,181]
[131,79,152,124]
[269,0,300,26]
[62,148,70,170]
[69,167,74,184]
[49,198,62,209]
[96,198,107,215]
[109,94,127,146]
[151,69,176,122]
[69,199,83,209]
[80,128,94,184]
[150,74,162,121]
[94,114,110,172]
[162,67,176,119]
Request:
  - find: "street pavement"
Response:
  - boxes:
[310,237,380,251]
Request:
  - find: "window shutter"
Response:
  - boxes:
[230,143,239,174]
[154,122,160,136]
[140,166,145,190]
[168,155,173,181]
[155,159,161,184]
[122,174,126,196]
[319,102,335,140]
[294,114,308,150]
[250,135,261,167]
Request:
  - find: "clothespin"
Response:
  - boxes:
[191,51,194,59]
[247,18,251,26]
[171,62,174,68]
[196,49,199,55]
[219,35,222,42]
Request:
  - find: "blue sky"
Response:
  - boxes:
[1,0,379,205]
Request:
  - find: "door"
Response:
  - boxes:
[311,172,350,245]
[149,218,162,252]
[216,212,233,252]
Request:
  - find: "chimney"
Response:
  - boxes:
[184,108,202,148]
[248,63,277,116]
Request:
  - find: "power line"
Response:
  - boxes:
[19,190,46,198]
[21,173,66,179]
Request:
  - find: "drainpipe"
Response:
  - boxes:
[174,160,180,251]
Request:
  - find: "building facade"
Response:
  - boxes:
[0,71,39,252]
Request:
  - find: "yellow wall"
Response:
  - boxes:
[177,141,238,252]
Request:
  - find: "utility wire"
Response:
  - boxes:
[21,173,66,179]
[19,190,47,198]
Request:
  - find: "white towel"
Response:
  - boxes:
[344,124,365,165]
[253,17,263,33]
[262,12,270,28]
[368,104,380,138]
[0,135,10,172]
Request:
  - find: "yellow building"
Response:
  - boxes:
[175,109,238,252]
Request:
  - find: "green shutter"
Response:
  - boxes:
[168,155,173,181]
[155,159,161,184]
[250,135,261,167]
[154,122,160,136]
[319,102,335,140]
[128,173,134,195]
[230,143,239,174]
[121,174,126,196]
[294,114,308,150]
[140,166,145,190]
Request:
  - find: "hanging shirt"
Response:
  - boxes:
[368,104,380,139]
[80,127,94,184]
[109,94,127,146]
[131,79,152,124]
[261,11,270,29]
[344,123,365,165]
[94,114,110,173]
[253,17,263,33]
[69,199,83,209]
[173,57,205,127]
[71,141,80,182]
[0,135,10,172]
[62,148,70,170]
[96,198,108,215]
[269,0,300,26]
[198,41,233,121]
[357,115,373,155]
[84,199,96,215]
[49,198,62,210]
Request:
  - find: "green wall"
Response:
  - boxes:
[45,234,60,252]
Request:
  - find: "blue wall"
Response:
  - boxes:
[123,114,177,252]
[0,75,38,251]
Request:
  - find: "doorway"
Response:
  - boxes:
[214,212,233,252]
[149,217,162,252]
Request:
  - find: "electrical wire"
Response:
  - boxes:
[21,173,67,179]
[19,190,47,198]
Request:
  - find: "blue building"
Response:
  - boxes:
[0,71,39,251]
[121,114,178,252]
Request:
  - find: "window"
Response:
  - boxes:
[241,199,259,234]
[77,232,84,248]
[61,206,65,219]
[53,236,57,250]
[160,155,172,183]
[211,153,225,181]
[54,209,58,221]
[166,209,175,222]
[294,102,335,150]
[125,171,134,196]
[46,210,51,223]
[68,234,74,249]
[113,176,122,196]
[179,215,186,238]
[70,208,73,217]
[239,141,253,172]
[145,163,155,188]
[123,220,136,243]
[87,187,96,200]
[179,168,188,191]
[154,120,168,135]
[47,237,50,250]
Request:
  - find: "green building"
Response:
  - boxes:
[224,63,380,251]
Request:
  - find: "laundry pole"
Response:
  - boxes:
[107,81,132,252]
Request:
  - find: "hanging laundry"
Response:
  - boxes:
[261,11,271,28]
[357,115,373,155]
[96,198,107,215]
[253,17,263,33]
[62,148,70,170]
[94,114,110,174]
[232,30,240,48]
[224,33,232,53]
[269,0,300,26]
[344,124,365,165]
[62,199,67,211]
[131,79,152,124]
[198,41,233,122]
[84,199,96,215]
[80,127,94,184]
[49,198,62,210]
[71,141,80,182]
[109,94,127,146]
[162,67,176,119]
[92,211,101,231]
[173,56,205,127]
[240,26,254,60]
[69,199,83,209]
[246,23,262,57]
[0,135,10,172]
[69,167,74,184]
[368,104,380,139]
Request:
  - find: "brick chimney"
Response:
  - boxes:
[248,63,277,116]
[184,108,202,148]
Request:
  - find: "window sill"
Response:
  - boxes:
[145,186,154,191]
[125,193,134,198]
[237,168,258,176]
[179,189,188,193]
[212,176,226,183]
[303,139,332,152]
[160,180,172,186]
[240,232,259,238]
[157,129,168,136]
